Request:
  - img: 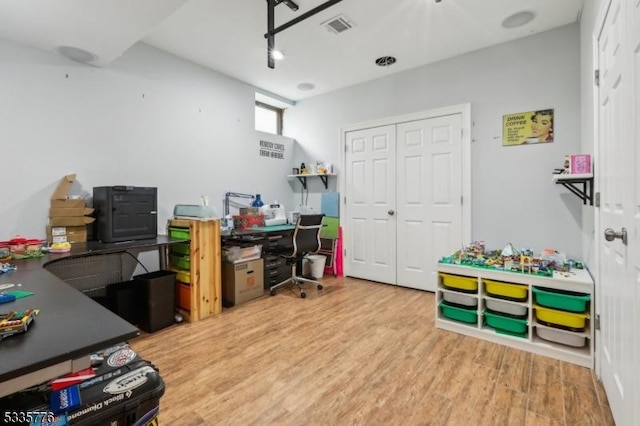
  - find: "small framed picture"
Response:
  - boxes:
[292,167,300,175]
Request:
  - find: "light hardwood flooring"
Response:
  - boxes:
[131,276,615,425]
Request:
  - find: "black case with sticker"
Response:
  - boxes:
[0,344,165,426]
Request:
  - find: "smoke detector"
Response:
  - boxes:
[321,15,354,34]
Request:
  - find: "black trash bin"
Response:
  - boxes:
[134,270,176,333]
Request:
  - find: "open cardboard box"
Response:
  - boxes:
[50,174,86,208]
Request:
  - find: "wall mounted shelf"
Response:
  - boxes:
[551,173,594,205]
[287,173,336,190]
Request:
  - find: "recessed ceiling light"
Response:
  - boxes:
[297,83,315,91]
[56,45,97,64]
[502,11,536,29]
[271,50,284,61]
[375,56,396,67]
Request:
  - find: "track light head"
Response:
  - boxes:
[275,0,299,11]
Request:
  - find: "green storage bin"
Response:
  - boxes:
[169,226,190,240]
[170,242,190,256]
[321,216,339,239]
[170,255,190,270]
[532,287,590,313]
[439,301,478,324]
[484,310,527,334]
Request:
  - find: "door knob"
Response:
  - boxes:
[388,209,395,216]
[604,227,628,245]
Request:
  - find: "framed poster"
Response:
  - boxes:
[503,109,554,146]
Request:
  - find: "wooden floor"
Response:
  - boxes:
[131,276,615,426]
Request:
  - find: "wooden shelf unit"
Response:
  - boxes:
[168,218,222,322]
[436,263,595,368]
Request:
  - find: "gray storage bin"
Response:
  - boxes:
[443,291,478,307]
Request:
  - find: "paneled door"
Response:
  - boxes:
[344,109,466,291]
[344,125,397,284]
[396,115,463,291]
[596,0,640,424]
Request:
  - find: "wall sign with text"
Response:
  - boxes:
[503,108,554,146]
[259,140,285,159]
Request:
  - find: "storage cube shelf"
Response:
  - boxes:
[436,263,595,368]
[167,219,222,323]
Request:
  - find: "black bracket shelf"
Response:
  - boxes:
[288,173,334,190]
[552,173,594,205]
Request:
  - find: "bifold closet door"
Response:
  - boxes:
[345,125,397,285]
[396,115,463,291]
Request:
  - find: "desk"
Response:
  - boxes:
[222,225,295,289]
[0,236,186,397]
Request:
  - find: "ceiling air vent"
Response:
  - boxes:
[322,15,354,34]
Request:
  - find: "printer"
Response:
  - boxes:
[260,203,287,226]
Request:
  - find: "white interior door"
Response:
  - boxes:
[597,0,640,424]
[396,115,463,291]
[345,125,397,284]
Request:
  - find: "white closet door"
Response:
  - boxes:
[597,0,640,424]
[396,114,463,291]
[345,125,397,284]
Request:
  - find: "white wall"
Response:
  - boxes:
[1,40,295,240]
[285,24,584,258]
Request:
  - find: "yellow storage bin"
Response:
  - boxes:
[483,279,528,301]
[439,273,478,292]
[170,267,191,284]
[534,305,589,330]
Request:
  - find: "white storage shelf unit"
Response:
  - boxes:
[436,263,594,368]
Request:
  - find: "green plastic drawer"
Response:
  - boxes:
[170,255,190,270]
[484,310,528,335]
[169,226,190,240]
[170,242,190,256]
[532,287,590,313]
[439,301,478,324]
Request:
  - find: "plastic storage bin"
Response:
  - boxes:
[484,310,528,336]
[439,273,478,292]
[532,287,590,312]
[483,279,528,301]
[168,226,190,240]
[439,301,478,324]
[170,254,190,270]
[536,327,587,348]
[170,242,190,256]
[485,298,527,317]
[442,291,478,308]
[534,305,589,330]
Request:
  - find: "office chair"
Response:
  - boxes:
[269,213,325,298]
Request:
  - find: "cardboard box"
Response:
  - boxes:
[49,207,94,217]
[49,216,95,227]
[47,226,88,244]
[50,174,86,208]
[222,259,264,306]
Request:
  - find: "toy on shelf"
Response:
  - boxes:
[439,242,579,277]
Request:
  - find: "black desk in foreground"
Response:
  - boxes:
[0,267,139,397]
[0,236,186,397]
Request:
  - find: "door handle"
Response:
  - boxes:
[604,227,628,245]
[388,209,395,216]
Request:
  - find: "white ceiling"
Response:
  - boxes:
[0,0,585,102]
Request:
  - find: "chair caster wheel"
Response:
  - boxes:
[300,292,306,298]
[270,290,276,296]
[317,284,323,290]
